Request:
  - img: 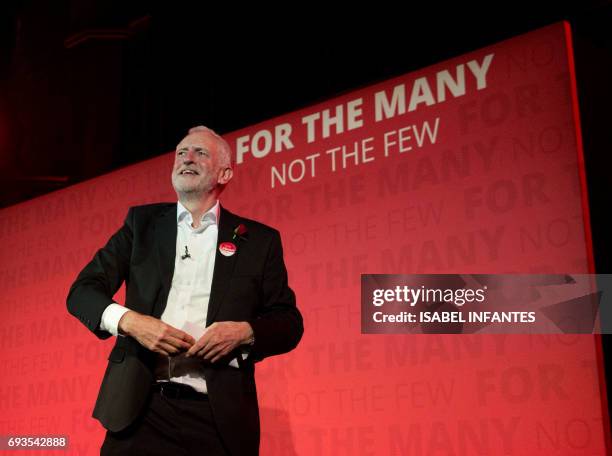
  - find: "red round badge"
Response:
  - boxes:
[219,242,237,257]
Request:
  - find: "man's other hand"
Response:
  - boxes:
[118,311,196,356]
[186,322,253,362]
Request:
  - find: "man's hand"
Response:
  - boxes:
[186,321,253,363]
[118,311,196,356]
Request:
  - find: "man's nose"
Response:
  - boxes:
[182,149,196,163]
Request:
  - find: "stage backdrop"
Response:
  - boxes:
[0,22,609,455]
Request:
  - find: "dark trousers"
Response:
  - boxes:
[100,388,230,456]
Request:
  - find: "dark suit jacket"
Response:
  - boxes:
[67,203,303,456]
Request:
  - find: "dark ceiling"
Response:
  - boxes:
[1,1,611,215]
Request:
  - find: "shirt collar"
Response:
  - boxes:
[176,200,220,227]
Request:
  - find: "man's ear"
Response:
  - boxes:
[218,167,233,185]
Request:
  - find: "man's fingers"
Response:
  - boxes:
[132,318,247,362]
[186,329,216,356]
[164,333,193,351]
[150,333,192,354]
[201,342,224,359]
[153,341,179,356]
[165,327,196,346]
[196,345,213,358]
[200,342,233,361]
[153,322,195,352]
[187,338,212,357]
[211,348,231,363]
[211,354,224,363]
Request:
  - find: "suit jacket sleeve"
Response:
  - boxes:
[66,207,134,339]
[247,228,303,362]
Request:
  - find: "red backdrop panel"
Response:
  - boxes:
[0,22,608,455]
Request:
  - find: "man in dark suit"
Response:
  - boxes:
[67,126,303,455]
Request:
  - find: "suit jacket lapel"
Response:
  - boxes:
[207,206,241,325]
[153,204,177,318]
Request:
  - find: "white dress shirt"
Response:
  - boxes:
[100,200,221,393]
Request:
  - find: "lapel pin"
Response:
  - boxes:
[232,223,248,241]
[219,242,237,257]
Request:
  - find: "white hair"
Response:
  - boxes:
[187,125,233,167]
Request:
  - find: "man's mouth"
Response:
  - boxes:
[180,169,199,175]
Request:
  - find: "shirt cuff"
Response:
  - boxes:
[100,303,130,336]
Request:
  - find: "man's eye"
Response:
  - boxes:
[177,151,185,156]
